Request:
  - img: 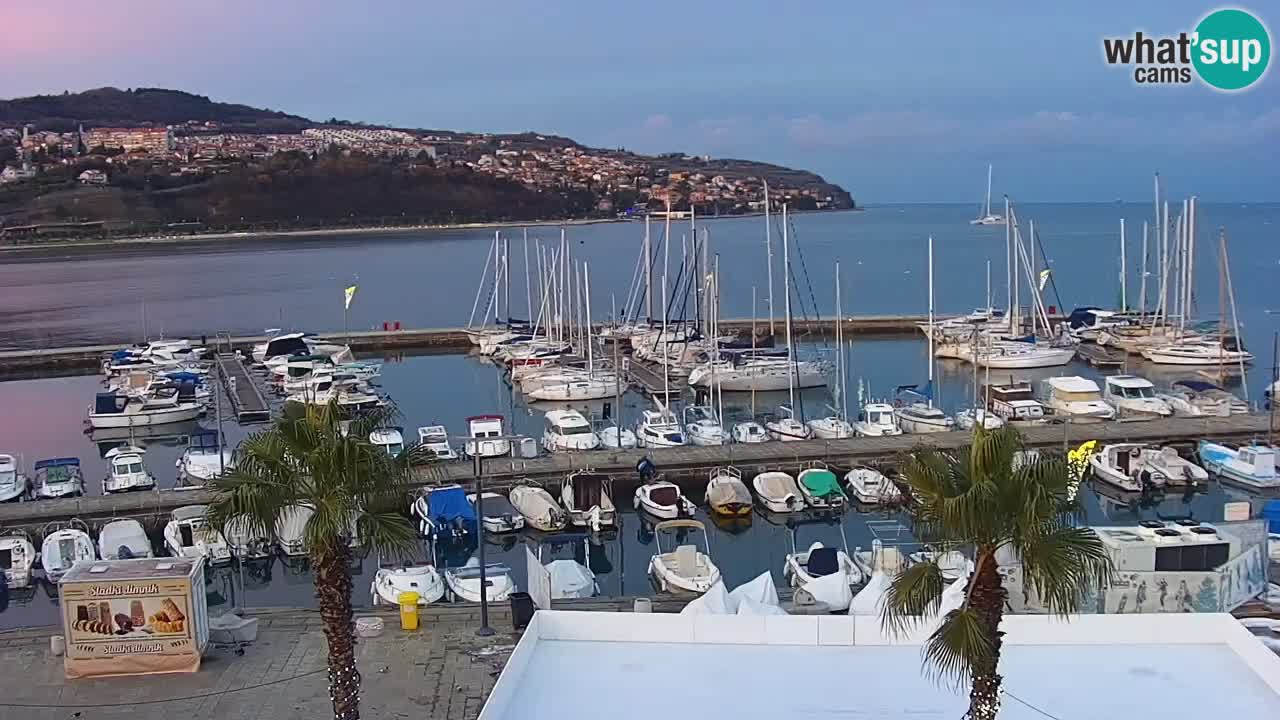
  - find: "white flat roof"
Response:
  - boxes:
[1108,374,1155,387]
[1045,375,1100,392]
[480,612,1280,720]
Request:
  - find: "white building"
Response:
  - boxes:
[479,611,1280,719]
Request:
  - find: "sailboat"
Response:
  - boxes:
[970,164,1005,225]
[765,203,815,442]
[808,262,854,439]
[896,237,954,434]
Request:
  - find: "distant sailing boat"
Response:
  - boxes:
[970,164,1006,226]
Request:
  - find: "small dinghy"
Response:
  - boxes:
[445,556,515,603]
[41,520,96,582]
[784,520,864,610]
[412,485,477,544]
[509,484,568,532]
[371,544,445,606]
[0,530,37,589]
[844,466,902,505]
[561,471,617,530]
[634,480,696,520]
[796,462,846,510]
[97,518,153,560]
[706,466,752,517]
[467,492,525,533]
[648,519,720,594]
[752,470,804,513]
[164,505,232,564]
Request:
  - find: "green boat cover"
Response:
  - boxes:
[801,469,843,498]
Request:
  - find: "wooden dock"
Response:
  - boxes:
[216,352,272,423]
[1,413,1274,531]
[1076,344,1127,368]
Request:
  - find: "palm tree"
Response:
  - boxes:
[881,426,1111,720]
[209,402,424,720]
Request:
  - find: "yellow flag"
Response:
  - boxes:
[344,285,358,310]
[1038,269,1052,291]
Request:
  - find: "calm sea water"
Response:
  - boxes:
[2,202,1279,628]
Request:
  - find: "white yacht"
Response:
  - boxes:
[648,519,720,594]
[87,388,202,429]
[683,405,727,446]
[686,353,826,392]
[176,430,234,487]
[730,420,770,444]
[635,406,686,448]
[0,530,37,589]
[40,520,96,582]
[542,409,600,452]
[102,445,156,494]
[966,341,1074,369]
[369,427,405,457]
[984,381,1048,424]
[1103,375,1173,419]
[526,374,616,403]
[1141,337,1253,366]
[969,164,1005,225]
[464,415,510,458]
[844,466,902,505]
[417,425,459,461]
[0,454,27,502]
[1198,442,1280,489]
[894,395,954,434]
[1041,376,1115,421]
[1157,380,1248,417]
[1089,444,1207,493]
[163,505,232,564]
[98,519,154,560]
[853,403,902,437]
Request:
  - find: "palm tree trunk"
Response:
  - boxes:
[967,551,1006,720]
[314,538,361,720]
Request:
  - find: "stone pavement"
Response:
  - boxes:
[0,605,527,720]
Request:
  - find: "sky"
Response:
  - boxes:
[4,1,1278,203]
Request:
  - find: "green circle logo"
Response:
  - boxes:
[1192,8,1271,91]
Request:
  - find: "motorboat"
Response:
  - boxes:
[1066,307,1130,341]
[371,550,446,607]
[634,480,695,520]
[597,425,638,449]
[87,388,202,429]
[445,556,516,603]
[463,415,510,458]
[954,408,1004,431]
[0,530,37,589]
[984,382,1048,424]
[845,466,902,505]
[807,412,854,440]
[648,519,720,594]
[467,492,525,533]
[102,445,157,494]
[222,515,274,560]
[730,420,770,444]
[97,518,153,560]
[542,409,600,452]
[796,462,846,510]
[635,406,686,448]
[176,430,234,487]
[706,467,752,517]
[1141,337,1253,366]
[894,401,954,434]
[40,520,95,581]
[1041,376,1115,421]
[908,550,973,582]
[1102,375,1173,419]
[285,382,385,415]
[412,485,477,544]
[1157,380,1248,417]
[752,470,804,513]
[765,406,813,442]
[1198,442,1280,489]
[275,504,315,556]
[853,403,902,437]
[783,522,864,604]
[163,505,232,564]
[561,471,616,530]
[257,332,353,368]
[1089,444,1207,493]
[683,405,727,446]
[0,454,27,502]
[509,484,568,532]
[370,427,405,457]
[417,425,459,461]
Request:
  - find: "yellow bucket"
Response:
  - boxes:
[398,591,420,630]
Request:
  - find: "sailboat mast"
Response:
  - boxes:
[764,181,775,335]
[1120,218,1127,312]
[523,230,532,322]
[1004,196,1012,324]
[1185,197,1196,329]
[1153,172,1161,310]
[644,214,653,323]
[503,235,511,324]
[927,235,935,407]
[584,261,594,371]
[1139,222,1148,316]
[783,203,796,411]
[1220,229,1249,398]
[985,260,992,313]
[835,259,844,421]
[492,231,501,324]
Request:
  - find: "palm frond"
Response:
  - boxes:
[921,606,994,689]
[1016,525,1112,616]
[881,560,948,634]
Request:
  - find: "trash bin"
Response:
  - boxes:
[398,592,420,630]
[509,592,536,630]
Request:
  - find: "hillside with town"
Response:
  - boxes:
[0,88,854,240]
